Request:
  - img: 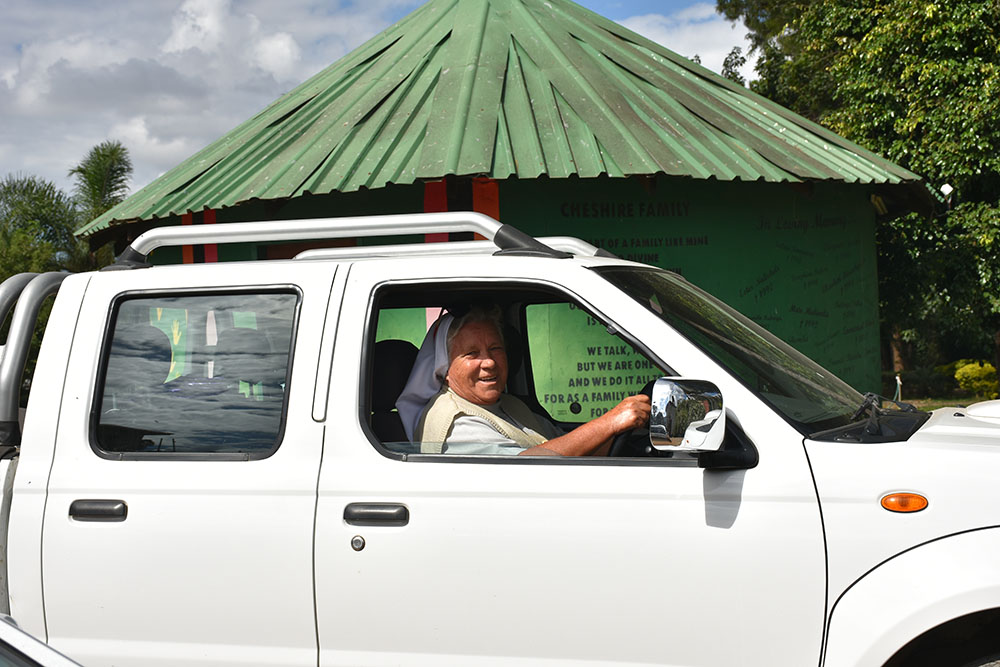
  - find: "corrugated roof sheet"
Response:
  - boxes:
[79,0,923,235]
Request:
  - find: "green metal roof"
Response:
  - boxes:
[80,0,923,236]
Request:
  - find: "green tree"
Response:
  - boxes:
[66,140,133,271]
[821,0,1000,372]
[822,1,1000,197]
[0,174,78,273]
[0,174,79,404]
[721,46,747,86]
[2,140,131,403]
[1,141,133,279]
[716,0,833,119]
[716,0,807,55]
[68,139,133,222]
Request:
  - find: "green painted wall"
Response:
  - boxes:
[499,176,881,392]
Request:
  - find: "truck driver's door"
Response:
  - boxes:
[313,259,827,666]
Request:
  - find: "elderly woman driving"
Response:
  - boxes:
[396,307,651,456]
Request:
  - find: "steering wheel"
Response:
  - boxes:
[606,380,656,458]
[607,424,649,457]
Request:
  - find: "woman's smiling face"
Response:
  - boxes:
[445,320,508,405]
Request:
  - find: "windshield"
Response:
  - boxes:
[595,267,863,434]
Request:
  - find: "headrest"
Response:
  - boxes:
[501,324,522,375]
[373,339,419,412]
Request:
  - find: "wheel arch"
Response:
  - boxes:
[823,527,1000,667]
[882,607,1000,667]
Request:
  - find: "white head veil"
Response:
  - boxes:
[396,312,454,440]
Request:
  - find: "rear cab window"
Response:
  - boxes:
[93,290,298,459]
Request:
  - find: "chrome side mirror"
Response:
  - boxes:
[650,378,725,452]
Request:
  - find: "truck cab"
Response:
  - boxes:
[1,212,998,667]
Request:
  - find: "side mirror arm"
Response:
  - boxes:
[698,415,759,470]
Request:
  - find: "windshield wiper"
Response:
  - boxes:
[812,394,927,443]
[852,392,919,417]
[850,392,879,421]
[851,392,920,436]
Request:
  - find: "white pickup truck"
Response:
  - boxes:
[1,212,999,667]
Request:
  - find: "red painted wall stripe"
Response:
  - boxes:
[472,177,498,240]
[424,180,448,244]
[181,212,194,264]
[203,209,218,263]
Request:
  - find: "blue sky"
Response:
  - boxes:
[0,0,753,193]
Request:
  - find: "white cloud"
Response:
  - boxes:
[162,0,230,54]
[673,2,718,22]
[253,32,303,81]
[161,0,306,82]
[111,116,196,172]
[620,3,757,83]
[10,34,130,110]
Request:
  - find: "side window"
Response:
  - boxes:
[526,303,664,423]
[94,291,297,458]
[365,284,669,460]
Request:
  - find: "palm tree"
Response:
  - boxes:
[66,140,133,271]
[68,140,133,222]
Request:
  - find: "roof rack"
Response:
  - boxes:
[112,212,572,267]
[293,236,610,261]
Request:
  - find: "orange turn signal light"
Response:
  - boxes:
[881,493,928,513]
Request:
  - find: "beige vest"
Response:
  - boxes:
[417,389,549,453]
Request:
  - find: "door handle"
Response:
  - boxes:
[344,503,409,526]
[69,499,128,522]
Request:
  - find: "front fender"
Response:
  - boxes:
[824,527,1000,667]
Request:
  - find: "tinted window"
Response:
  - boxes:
[95,292,297,457]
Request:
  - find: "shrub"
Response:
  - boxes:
[938,359,980,378]
[954,361,999,399]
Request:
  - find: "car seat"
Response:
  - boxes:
[371,339,418,442]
